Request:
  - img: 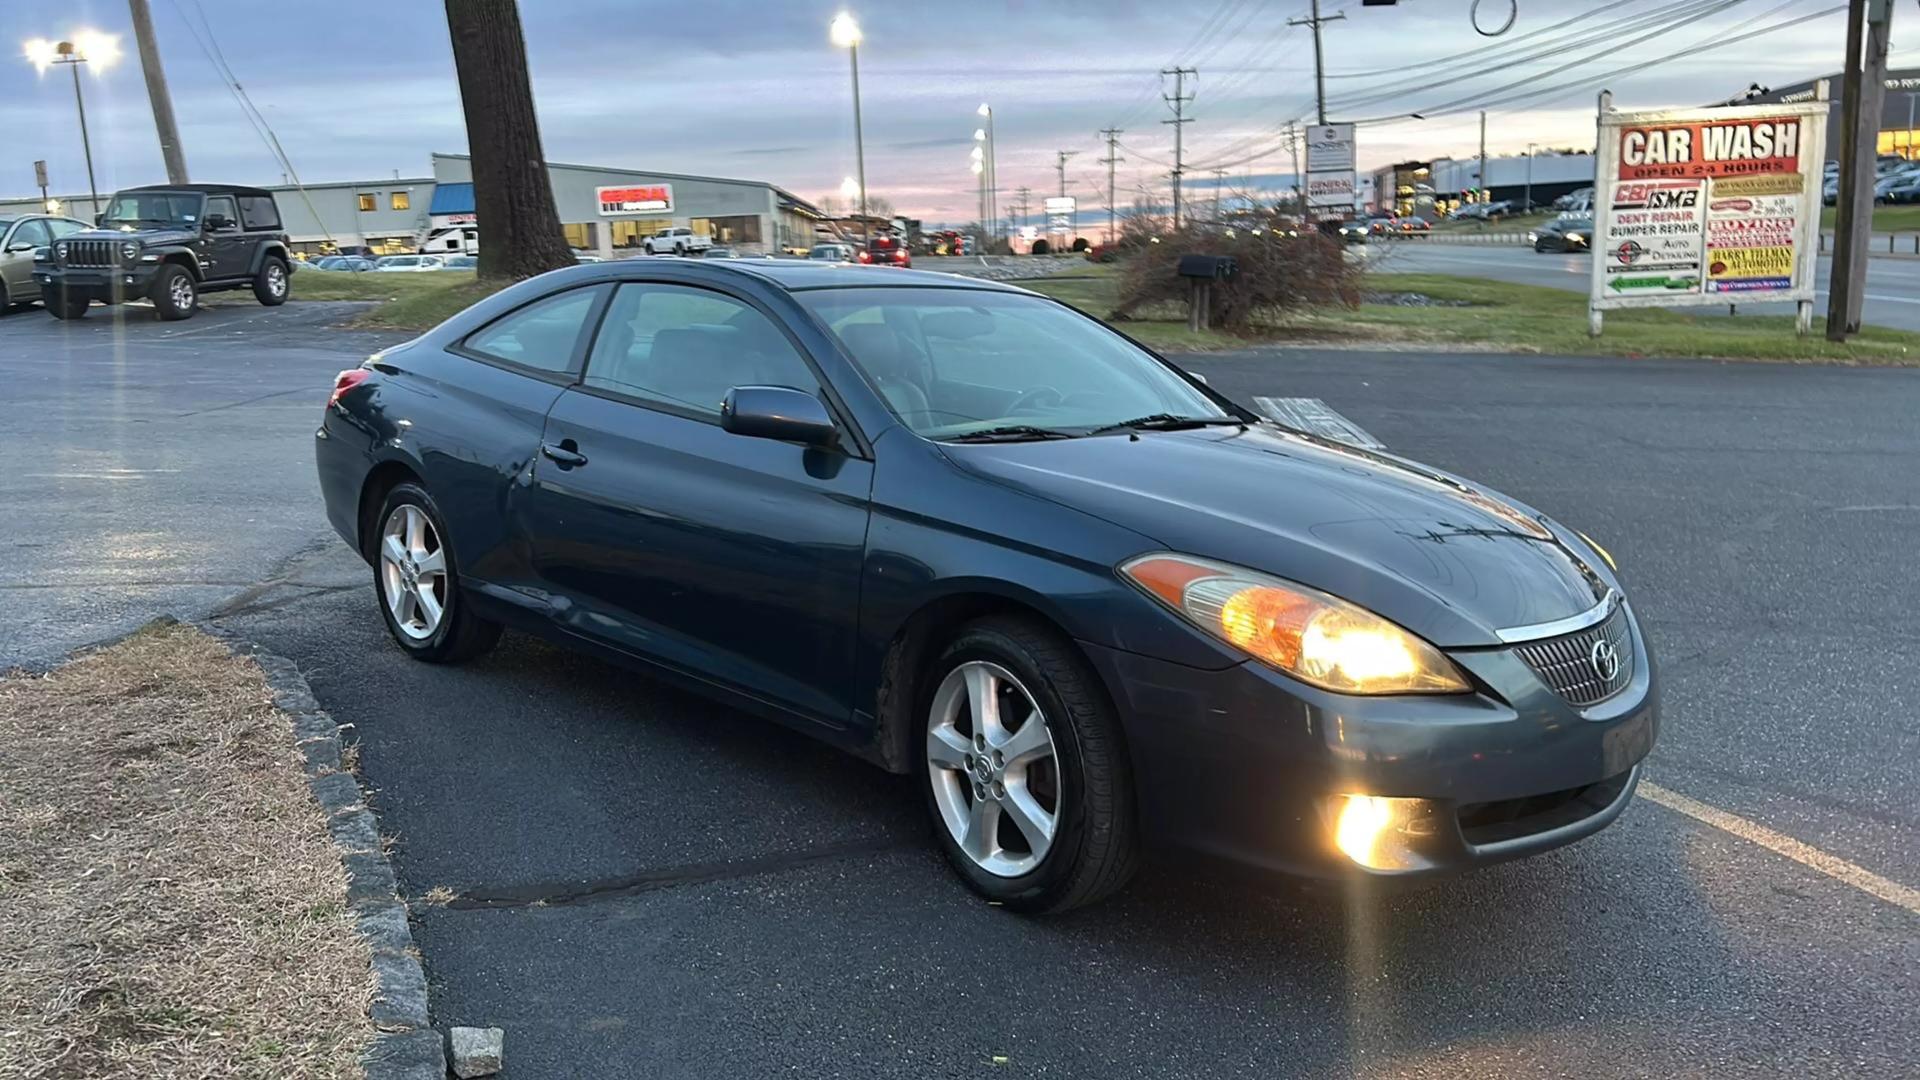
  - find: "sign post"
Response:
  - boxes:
[1304,122,1356,220]
[1588,88,1828,337]
[33,160,49,209]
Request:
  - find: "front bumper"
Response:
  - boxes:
[35,264,163,302]
[1081,605,1659,878]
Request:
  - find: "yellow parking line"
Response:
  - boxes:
[1639,781,1920,916]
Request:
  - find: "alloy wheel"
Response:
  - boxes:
[267,263,286,296]
[379,504,449,640]
[170,274,195,311]
[927,660,1061,878]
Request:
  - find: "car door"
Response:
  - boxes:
[1,218,51,295]
[522,279,875,727]
[203,194,248,279]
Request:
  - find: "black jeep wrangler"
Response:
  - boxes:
[35,184,294,321]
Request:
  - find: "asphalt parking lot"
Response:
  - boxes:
[3,302,1916,1077]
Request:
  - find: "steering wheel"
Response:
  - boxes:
[1005,386,1064,415]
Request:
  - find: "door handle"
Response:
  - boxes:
[541,441,588,468]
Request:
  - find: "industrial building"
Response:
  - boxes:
[1746,68,1920,159]
[1369,152,1596,217]
[0,153,835,257]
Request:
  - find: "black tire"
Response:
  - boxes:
[918,616,1139,913]
[150,265,197,321]
[45,290,90,319]
[674,243,687,256]
[371,482,502,664]
[253,256,290,306]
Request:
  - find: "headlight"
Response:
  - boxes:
[120,240,141,262]
[1568,233,1587,244]
[1573,529,1617,570]
[54,241,69,260]
[1120,554,1471,695]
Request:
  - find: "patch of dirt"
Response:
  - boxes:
[0,623,371,1079]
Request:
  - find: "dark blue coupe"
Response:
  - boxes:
[317,259,1657,911]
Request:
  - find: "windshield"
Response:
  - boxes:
[101,191,203,229]
[799,287,1230,439]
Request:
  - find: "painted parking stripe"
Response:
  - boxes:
[1639,781,1920,916]
[1251,397,1385,450]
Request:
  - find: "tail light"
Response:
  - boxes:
[858,251,873,263]
[893,250,909,262]
[329,368,371,408]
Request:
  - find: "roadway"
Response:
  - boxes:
[1367,240,1920,333]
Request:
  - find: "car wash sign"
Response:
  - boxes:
[597,184,673,215]
[1590,94,1826,319]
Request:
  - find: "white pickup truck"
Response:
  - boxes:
[643,226,712,256]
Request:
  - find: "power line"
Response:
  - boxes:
[1321,0,1663,80]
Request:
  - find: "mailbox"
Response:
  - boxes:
[1177,254,1237,279]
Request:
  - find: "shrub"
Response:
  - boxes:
[1112,227,1361,331]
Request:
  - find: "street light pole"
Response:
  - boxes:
[25,33,118,220]
[65,55,100,219]
[830,13,868,248]
[978,104,998,245]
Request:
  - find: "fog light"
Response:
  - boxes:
[1329,794,1440,871]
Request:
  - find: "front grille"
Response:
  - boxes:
[1511,602,1633,706]
[61,239,121,268]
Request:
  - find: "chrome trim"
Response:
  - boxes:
[1494,590,1617,644]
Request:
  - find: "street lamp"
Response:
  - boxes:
[829,13,868,247]
[977,103,997,243]
[23,31,120,220]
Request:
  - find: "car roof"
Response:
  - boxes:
[119,183,277,197]
[546,257,1025,295]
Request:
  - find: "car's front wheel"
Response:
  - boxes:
[151,265,197,320]
[919,617,1139,913]
[45,289,90,319]
[372,482,502,663]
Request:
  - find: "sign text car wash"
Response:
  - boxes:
[1587,88,1828,337]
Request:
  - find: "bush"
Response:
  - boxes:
[1112,227,1361,331]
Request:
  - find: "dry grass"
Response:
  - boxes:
[0,623,372,1079]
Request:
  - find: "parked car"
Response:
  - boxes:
[375,254,448,272]
[445,254,480,270]
[316,259,1657,912]
[314,255,378,272]
[420,227,479,256]
[573,254,603,264]
[1365,216,1400,237]
[1884,176,1920,205]
[0,213,91,309]
[809,243,855,261]
[1337,219,1372,243]
[1530,216,1593,253]
[1394,217,1432,237]
[1873,166,1920,202]
[33,183,294,321]
[643,226,712,256]
[858,234,912,267]
[704,247,740,259]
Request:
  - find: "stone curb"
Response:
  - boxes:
[200,624,447,1080]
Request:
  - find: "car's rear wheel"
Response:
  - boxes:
[919,616,1139,913]
[253,256,290,306]
[372,482,501,663]
[151,266,197,321]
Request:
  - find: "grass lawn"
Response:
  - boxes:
[1819,204,1920,233]
[1023,263,1920,363]
[0,622,372,1077]
[285,268,503,329]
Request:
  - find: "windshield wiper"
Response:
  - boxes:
[943,425,1079,443]
[1085,414,1246,436]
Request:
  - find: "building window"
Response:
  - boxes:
[357,193,376,212]
[609,219,673,248]
[690,215,763,246]
[390,191,411,211]
[562,222,592,249]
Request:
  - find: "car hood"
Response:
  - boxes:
[66,226,198,246]
[945,424,1612,648]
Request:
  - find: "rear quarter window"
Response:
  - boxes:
[237,195,282,231]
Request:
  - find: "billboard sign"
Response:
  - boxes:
[1044,195,1075,233]
[1305,124,1355,172]
[597,184,674,215]
[1307,172,1356,210]
[1589,92,1827,326]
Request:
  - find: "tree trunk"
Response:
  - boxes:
[443,0,576,281]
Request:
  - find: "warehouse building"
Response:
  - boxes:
[1,152,835,257]
[1745,68,1920,160]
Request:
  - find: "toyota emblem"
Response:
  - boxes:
[1589,638,1622,682]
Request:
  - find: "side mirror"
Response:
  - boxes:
[721,386,838,447]
[5,243,33,253]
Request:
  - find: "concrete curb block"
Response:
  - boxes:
[201,624,447,1080]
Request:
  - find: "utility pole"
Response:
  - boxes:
[1289,0,1346,125]
[1055,150,1078,197]
[1829,0,1893,341]
[1016,186,1033,232]
[1286,121,1303,216]
[128,0,189,184]
[1161,67,1196,229]
[1097,127,1123,244]
[1478,111,1489,204]
[1524,143,1535,212]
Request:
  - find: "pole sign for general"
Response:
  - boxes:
[1587,88,1828,335]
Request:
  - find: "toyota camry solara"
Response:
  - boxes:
[316,259,1658,912]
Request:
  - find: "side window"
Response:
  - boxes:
[237,196,281,230]
[9,220,51,249]
[206,196,239,229]
[462,287,604,374]
[47,219,86,239]
[584,284,818,416]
